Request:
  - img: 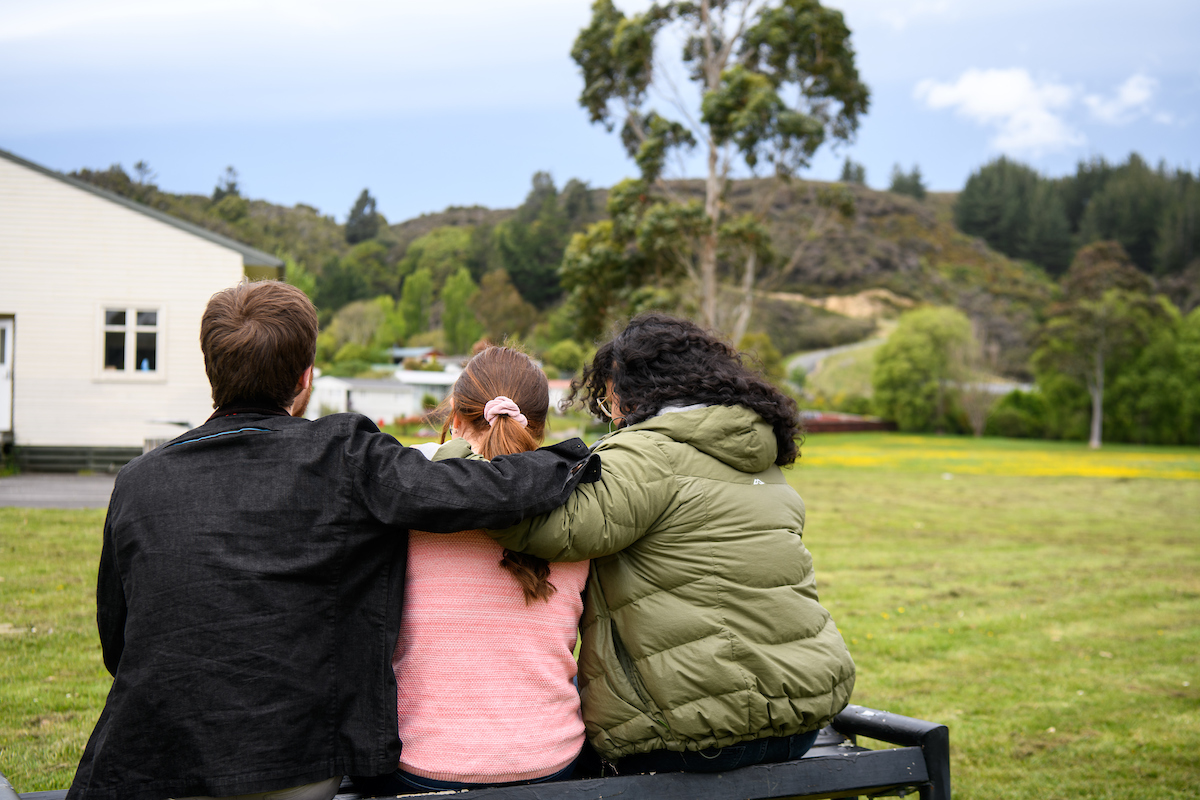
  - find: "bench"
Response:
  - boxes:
[4,705,948,800]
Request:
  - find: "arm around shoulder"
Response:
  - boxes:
[347,416,600,532]
[488,431,675,562]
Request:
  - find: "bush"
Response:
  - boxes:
[544,339,587,376]
[839,394,874,416]
[804,391,874,416]
[984,390,1049,438]
[872,307,974,432]
[403,358,445,372]
[333,342,379,364]
[738,332,784,382]
[322,360,373,378]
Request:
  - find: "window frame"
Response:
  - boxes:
[95,304,166,383]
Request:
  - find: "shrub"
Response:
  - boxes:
[333,342,378,364]
[984,390,1049,438]
[872,307,974,432]
[738,332,785,382]
[544,339,587,376]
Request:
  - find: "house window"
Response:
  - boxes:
[104,308,158,372]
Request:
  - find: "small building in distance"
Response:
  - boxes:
[309,370,574,429]
[547,378,572,413]
[386,345,443,366]
[0,148,284,471]
[308,370,461,425]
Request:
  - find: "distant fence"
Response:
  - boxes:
[804,419,896,433]
[801,412,897,434]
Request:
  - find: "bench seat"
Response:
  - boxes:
[6,705,949,800]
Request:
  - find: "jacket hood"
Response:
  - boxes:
[628,404,777,473]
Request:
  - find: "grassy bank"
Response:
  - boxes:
[2,434,1198,796]
[805,341,881,400]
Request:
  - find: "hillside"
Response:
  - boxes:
[68,164,1054,377]
[686,179,1056,376]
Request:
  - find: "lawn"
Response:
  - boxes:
[2,433,1198,797]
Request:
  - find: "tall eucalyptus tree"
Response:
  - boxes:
[563,0,868,339]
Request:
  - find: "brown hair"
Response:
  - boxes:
[200,281,319,410]
[442,346,555,603]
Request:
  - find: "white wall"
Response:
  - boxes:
[0,157,245,448]
[310,378,353,417]
[309,377,424,423]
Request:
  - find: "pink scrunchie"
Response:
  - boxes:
[483,396,528,428]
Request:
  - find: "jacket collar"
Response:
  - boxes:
[207,400,291,421]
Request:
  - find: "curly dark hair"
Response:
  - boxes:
[567,313,803,466]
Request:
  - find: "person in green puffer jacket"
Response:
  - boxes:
[488,313,855,774]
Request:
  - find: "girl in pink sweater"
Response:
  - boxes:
[362,346,588,795]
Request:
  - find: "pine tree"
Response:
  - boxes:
[888,164,925,200]
[839,157,866,185]
[345,189,380,245]
[1025,182,1073,275]
[1079,155,1172,272]
[954,157,1039,258]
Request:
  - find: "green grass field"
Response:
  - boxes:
[2,434,1198,797]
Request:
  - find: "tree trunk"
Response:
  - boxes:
[700,148,720,328]
[730,249,757,344]
[1088,347,1104,449]
[935,381,945,435]
[698,164,721,332]
[698,0,721,330]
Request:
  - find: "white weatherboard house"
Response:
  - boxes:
[0,148,283,471]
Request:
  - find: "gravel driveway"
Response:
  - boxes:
[0,473,116,509]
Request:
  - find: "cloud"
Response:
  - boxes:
[877,0,955,30]
[833,0,959,31]
[1084,73,1157,124]
[914,68,1083,154]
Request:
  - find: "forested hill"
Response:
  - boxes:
[67,157,1196,384]
[67,163,521,286]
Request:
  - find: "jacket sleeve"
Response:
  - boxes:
[430,437,479,463]
[96,502,126,677]
[486,432,676,562]
[347,417,600,533]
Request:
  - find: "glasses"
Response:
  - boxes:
[597,394,624,425]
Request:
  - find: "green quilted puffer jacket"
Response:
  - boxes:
[491,404,855,760]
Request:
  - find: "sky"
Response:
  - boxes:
[1,0,1197,223]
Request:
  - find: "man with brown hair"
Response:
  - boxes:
[68,281,598,800]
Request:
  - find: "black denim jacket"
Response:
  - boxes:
[67,411,598,800]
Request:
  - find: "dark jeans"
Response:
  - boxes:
[618,729,820,774]
[352,756,577,796]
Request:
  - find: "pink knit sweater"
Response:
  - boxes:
[394,528,589,783]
